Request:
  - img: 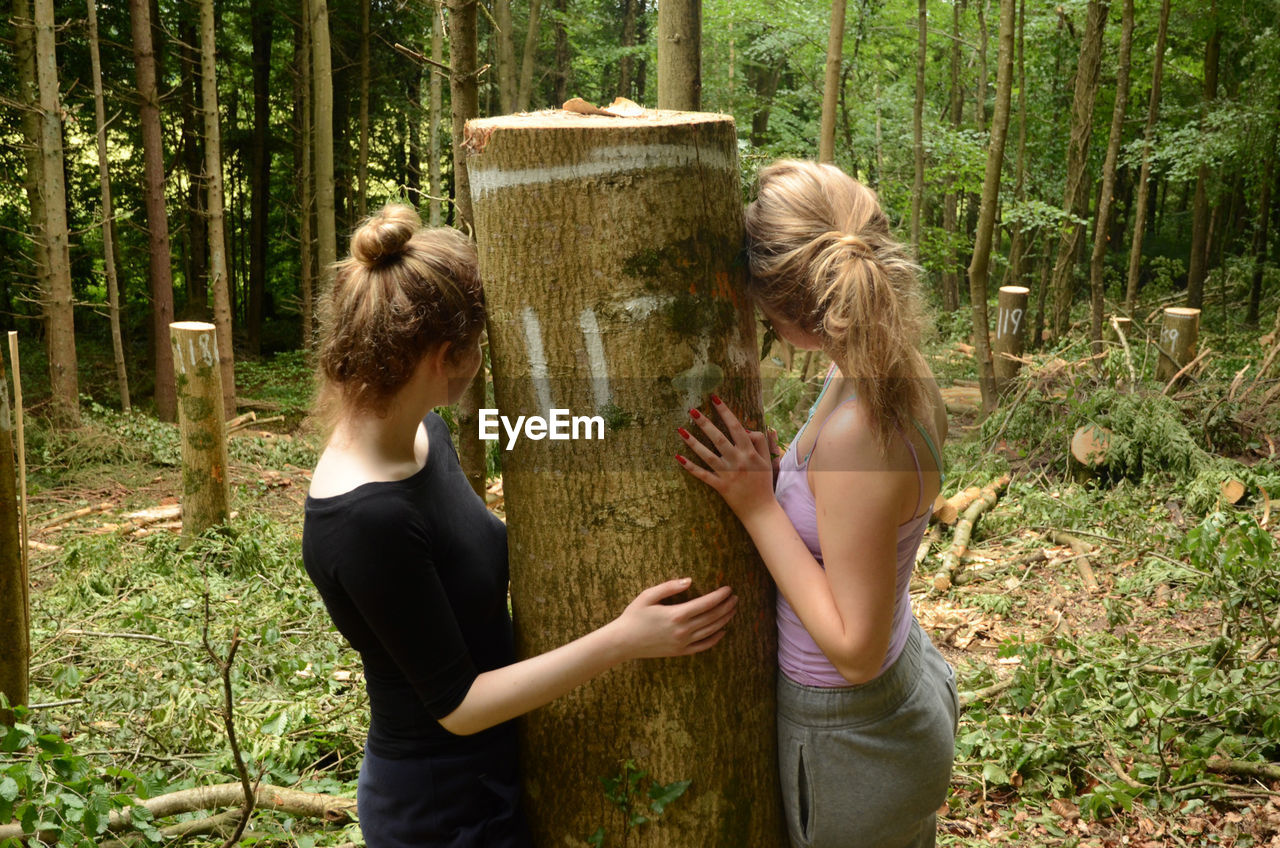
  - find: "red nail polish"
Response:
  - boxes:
[676,454,688,465]
[677,427,691,439]
[711,393,723,405]
[689,408,701,419]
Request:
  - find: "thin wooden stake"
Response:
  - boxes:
[7,333,27,631]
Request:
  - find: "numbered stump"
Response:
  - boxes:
[993,286,1030,383]
[1156,307,1200,382]
[170,321,231,535]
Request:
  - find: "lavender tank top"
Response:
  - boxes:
[774,386,936,687]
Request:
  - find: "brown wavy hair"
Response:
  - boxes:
[315,204,485,426]
[744,160,930,451]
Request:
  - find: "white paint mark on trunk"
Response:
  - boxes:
[521,306,553,415]
[617,295,673,321]
[578,307,611,410]
[469,144,734,197]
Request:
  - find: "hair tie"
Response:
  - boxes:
[837,233,874,259]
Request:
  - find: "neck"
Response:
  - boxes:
[331,365,442,466]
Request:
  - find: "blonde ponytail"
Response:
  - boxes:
[745,161,931,451]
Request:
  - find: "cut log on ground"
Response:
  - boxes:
[1047,530,1100,592]
[1070,424,1111,481]
[931,474,1011,592]
[934,486,982,525]
[1220,479,1247,505]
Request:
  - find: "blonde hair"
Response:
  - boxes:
[744,160,930,451]
[315,204,484,426]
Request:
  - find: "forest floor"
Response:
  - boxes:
[9,298,1280,847]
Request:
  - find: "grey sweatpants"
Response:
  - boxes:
[777,620,959,848]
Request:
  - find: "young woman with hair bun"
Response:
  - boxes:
[677,161,957,848]
[303,203,738,848]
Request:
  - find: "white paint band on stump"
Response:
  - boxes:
[469,144,735,197]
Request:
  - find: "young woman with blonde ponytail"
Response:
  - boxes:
[677,161,957,847]
[303,204,738,848]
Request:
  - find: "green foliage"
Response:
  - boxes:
[1182,512,1279,647]
[587,760,691,847]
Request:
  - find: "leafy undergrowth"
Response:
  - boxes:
[5,315,1280,846]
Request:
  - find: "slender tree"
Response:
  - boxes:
[298,0,315,349]
[818,0,847,163]
[12,0,49,315]
[200,0,237,418]
[516,0,542,110]
[248,0,273,355]
[495,0,517,111]
[429,2,444,225]
[0,343,25,722]
[1086,0,1133,352]
[311,0,338,295]
[33,0,79,427]
[619,0,639,98]
[968,0,1016,413]
[1003,0,1028,288]
[910,0,926,253]
[1247,128,1276,327]
[1049,0,1109,338]
[658,0,701,109]
[357,0,370,217]
[1123,0,1170,311]
[940,0,964,311]
[130,0,177,420]
[178,20,208,318]
[1186,0,1220,310]
[87,0,130,411]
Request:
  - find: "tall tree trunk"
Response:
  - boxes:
[248,0,272,356]
[1003,0,1027,287]
[657,0,701,109]
[87,0,131,411]
[968,0,1015,412]
[1086,0,1133,353]
[516,0,541,110]
[298,0,315,350]
[130,0,177,420]
[1049,0,1108,338]
[910,0,926,254]
[0,343,26,722]
[467,109,784,848]
[357,0,370,217]
[551,0,569,104]
[974,0,988,129]
[1186,0,1219,310]
[310,0,338,298]
[449,0,488,496]
[429,2,444,225]
[13,0,50,324]
[495,0,517,111]
[407,70,422,204]
[33,0,79,427]
[1247,134,1276,327]
[200,0,236,418]
[1123,0,1168,312]
[179,20,208,319]
[818,0,847,163]
[618,0,638,98]
[941,0,964,311]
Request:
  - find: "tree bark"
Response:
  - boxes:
[13,0,50,334]
[517,0,542,110]
[178,20,209,319]
[297,0,315,350]
[658,0,701,110]
[993,285,1029,383]
[248,0,273,356]
[130,0,178,421]
[87,0,131,412]
[449,0,489,496]
[1086,0,1133,353]
[495,0,517,111]
[467,110,783,848]
[200,0,237,418]
[33,0,79,427]
[1003,0,1027,288]
[0,342,26,722]
[1123,0,1169,312]
[910,0,926,253]
[357,0,371,218]
[968,0,1015,412]
[551,0,569,104]
[310,0,338,296]
[1247,133,1276,327]
[818,0,847,163]
[941,0,964,312]
[1186,0,1220,310]
[429,2,444,225]
[170,322,231,535]
[618,0,639,98]
[1049,0,1108,339]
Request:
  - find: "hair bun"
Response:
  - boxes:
[351,204,422,266]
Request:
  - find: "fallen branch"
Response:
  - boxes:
[1103,746,1146,790]
[1206,757,1280,782]
[1161,347,1213,395]
[1109,316,1137,385]
[37,501,114,532]
[100,809,244,848]
[957,676,1016,708]
[915,524,942,566]
[1046,530,1100,592]
[934,486,982,526]
[931,475,1011,592]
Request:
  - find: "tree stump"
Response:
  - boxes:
[1156,307,1200,382]
[0,342,27,720]
[1070,423,1111,482]
[993,285,1030,383]
[170,322,231,535]
[466,110,783,846]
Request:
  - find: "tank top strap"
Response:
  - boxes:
[898,425,926,518]
[799,396,860,467]
[910,417,946,484]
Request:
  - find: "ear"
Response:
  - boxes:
[420,342,455,379]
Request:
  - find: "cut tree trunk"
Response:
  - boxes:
[657,0,701,110]
[993,285,1029,383]
[86,0,130,412]
[130,0,177,421]
[1156,307,1200,382]
[1070,423,1111,481]
[170,322,231,535]
[0,341,26,722]
[33,0,79,427]
[466,110,783,847]
[199,0,237,419]
[1186,1,1220,311]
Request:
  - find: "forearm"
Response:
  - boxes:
[438,621,628,736]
